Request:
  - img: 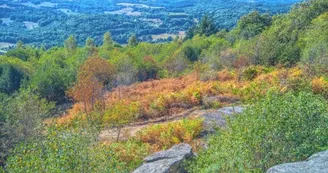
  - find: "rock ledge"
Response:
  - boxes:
[267,150,328,173]
[133,143,193,173]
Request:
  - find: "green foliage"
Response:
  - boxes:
[234,11,272,40]
[64,35,77,53]
[103,101,141,128]
[188,92,328,173]
[2,0,328,171]
[16,41,24,49]
[29,49,81,102]
[300,12,328,73]
[107,140,150,171]
[186,15,217,39]
[0,89,54,162]
[0,93,8,123]
[5,128,128,173]
[128,34,138,47]
[253,0,328,66]
[0,64,25,94]
[0,56,34,75]
[199,37,231,70]
[103,32,114,49]
[136,56,159,81]
[85,37,95,48]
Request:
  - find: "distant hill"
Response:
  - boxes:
[0,0,301,49]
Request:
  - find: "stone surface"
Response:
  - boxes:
[267,150,328,173]
[133,143,193,173]
[202,96,240,106]
[194,106,244,135]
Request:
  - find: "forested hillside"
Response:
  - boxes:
[1,0,328,172]
[0,0,300,49]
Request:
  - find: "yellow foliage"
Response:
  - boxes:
[136,118,204,151]
[55,66,315,128]
[312,77,328,98]
[103,101,141,127]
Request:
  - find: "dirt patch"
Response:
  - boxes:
[98,107,202,141]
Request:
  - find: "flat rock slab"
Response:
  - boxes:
[133,143,193,173]
[267,150,328,173]
[192,106,244,135]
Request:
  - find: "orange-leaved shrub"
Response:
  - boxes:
[68,57,115,114]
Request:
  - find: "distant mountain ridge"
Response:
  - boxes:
[0,0,302,48]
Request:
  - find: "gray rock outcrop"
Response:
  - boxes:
[194,106,244,135]
[132,143,194,173]
[267,150,328,173]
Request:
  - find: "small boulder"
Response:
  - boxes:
[267,150,328,173]
[133,143,193,173]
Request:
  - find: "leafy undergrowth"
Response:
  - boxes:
[136,118,204,152]
[187,92,328,173]
[56,66,317,128]
[12,118,203,172]
[9,65,328,172]
[5,127,150,173]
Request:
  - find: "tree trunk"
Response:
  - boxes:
[116,127,122,142]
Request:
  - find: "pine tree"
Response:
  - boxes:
[197,15,217,36]
[16,40,24,49]
[85,37,95,48]
[103,32,113,48]
[128,34,138,47]
[85,37,96,56]
[64,35,77,52]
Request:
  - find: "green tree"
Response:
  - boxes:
[300,12,328,73]
[5,46,37,61]
[0,89,54,163]
[64,35,77,52]
[103,32,114,49]
[85,37,96,56]
[137,56,159,81]
[30,51,76,102]
[16,40,24,49]
[185,15,217,39]
[255,0,328,66]
[128,34,138,47]
[197,15,217,36]
[0,64,25,94]
[236,11,272,40]
[85,37,95,48]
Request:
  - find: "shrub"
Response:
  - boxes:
[312,77,328,98]
[241,66,273,81]
[105,140,150,170]
[136,118,204,151]
[68,56,115,113]
[1,90,54,162]
[103,101,141,141]
[217,69,236,81]
[278,68,311,92]
[188,92,328,173]
[5,128,128,173]
[242,66,259,80]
